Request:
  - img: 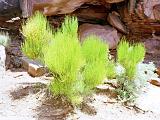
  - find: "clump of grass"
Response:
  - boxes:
[21,11,53,60]
[44,16,83,104]
[117,37,145,80]
[0,32,10,47]
[116,37,145,102]
[81,36,108,94]
[44,17,108,105]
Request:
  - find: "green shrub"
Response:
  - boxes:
[0,32,10,47]
[116,37,145,102]
[117,37,145,80]
[81,36,108,94]
[21,11,53,60]
[44,16,84,104]
[44,17,108,105]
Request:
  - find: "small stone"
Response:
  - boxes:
[107,11,128,34]
[21,56,46,77]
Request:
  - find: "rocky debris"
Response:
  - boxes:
[143,38,160,68]
[148,79,160,87]
[19,0,125,17]
[107,11,128,34]
[79,23,120,49]
[0,45,6,72]
[0,0,20,19]
[143,39,160,55]
[21,56,46,77]
[20,0,90,17]
[153,4,160,21]
[5,35,23,69]
[119,3,160,35]
[143,0,160,20]
[73,4,109,23]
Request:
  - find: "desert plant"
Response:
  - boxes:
[21,11,53,60]
[81,36,108,94]
[44,16,84,104]
[0,32,10,47]
[116,37,145,102]
[44,17,108,105]
[117,37,145,80]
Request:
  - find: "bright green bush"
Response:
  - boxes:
[116,37,145,102]
[44,16,84,104]
[44,17,108,105]
[21,11,53,60]
[117,37,145,80]
[81,36,108,94]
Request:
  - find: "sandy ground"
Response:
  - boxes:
[0,69,160,120]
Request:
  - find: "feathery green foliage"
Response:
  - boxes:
[0,32,10,47]
[44,17,108,105]
[81,36,107,94]
[117,37,145,80]
[21,11,53,60]
[44,16,83,104]
[116,37,145,102]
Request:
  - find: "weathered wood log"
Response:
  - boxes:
[0,0,21,19]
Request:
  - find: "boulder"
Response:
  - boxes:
[107,11,128,34]
[153,4,160,21]
[79,23,120,49]
[20,0,125,17]
[0,0,20,19]
[20,0,91,17]
[143,0,160,20]
[73,5,109,23]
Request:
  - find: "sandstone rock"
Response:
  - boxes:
[107,11,128,34]
[0,0,20,19]
[73,5,109,23]
[104,0,124,3]
[143,0,160,20]
[21,0,91,17]
[79,23,120,49]
[20,0,124,17]
[22,57,46,77]
[0,45,6,72]
[143,39,160,55]
[153,4,160,20]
